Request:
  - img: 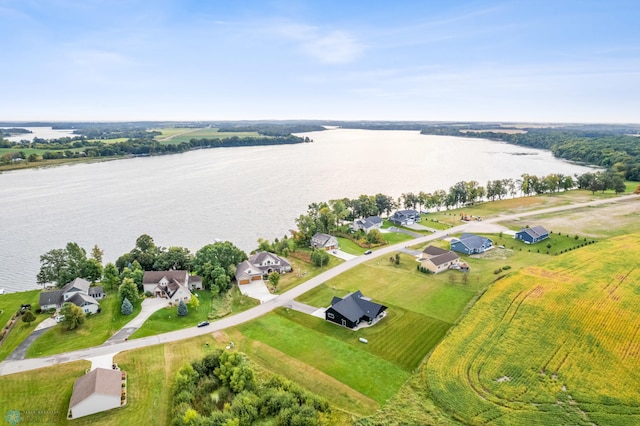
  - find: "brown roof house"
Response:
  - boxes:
[142,270,195,304]
[419,245,465,274]
[236,252,292,285]
[68,368,123,419]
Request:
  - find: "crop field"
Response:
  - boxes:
[153,127,260,144]
[426,233,640,425]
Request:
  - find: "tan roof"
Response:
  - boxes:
[422,245,449,257]
[429,251,460,266]
[70,368,121,408]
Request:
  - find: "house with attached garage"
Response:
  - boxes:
[353,216,383,233]
[450,233,493,255]
[235,252,292,285]
[389,209,421,226]
[515,226,550,244]
[325,290,387,329]
[39,278,102,314]
[142,270,195,304]
[420,245,465,274]
[311,233,339,251]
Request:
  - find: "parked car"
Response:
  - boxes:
[55,315,65,323]
[364,250,372,255]
[197,321,210,328]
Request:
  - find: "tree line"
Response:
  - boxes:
[419,126,640,181]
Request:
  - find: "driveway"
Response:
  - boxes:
[238,280,277,303]
[106,297,169,343]
[330,249,357,261]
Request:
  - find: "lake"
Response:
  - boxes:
[0,128,595,292]
[1,126,76,142]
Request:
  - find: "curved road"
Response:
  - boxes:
[0,194,636,376]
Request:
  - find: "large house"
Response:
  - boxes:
[325,290,387,329]
[389,209,421,226]
[353,216,383,233]
[311,233,339,251]
[142,270,198,304]
[450,233,493,255]
[420,245,463,274]
[236,252,292,285]
[39,278,102,314]
[68,368,123,419]
[515,226,550,244]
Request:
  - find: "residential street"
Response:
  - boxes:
[0,194,636,377]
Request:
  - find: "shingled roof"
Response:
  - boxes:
[69,368,121,409]
[330,290,387,322]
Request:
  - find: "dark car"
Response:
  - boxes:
[197,321,210,328]
[364,250,372,255]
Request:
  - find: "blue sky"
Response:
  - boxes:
[1,0,639,122]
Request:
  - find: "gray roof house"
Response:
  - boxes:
[311,233,339,250]
[450,233,493,255]
[325,290,387,329]
[353,216,383,233]
[389,209,421,226]
[515,226,550,244]
[142,270,193,303]
[69,368,123,419]
[39,278,101,314]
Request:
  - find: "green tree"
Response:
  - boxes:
[193,242,247,291]
[267,271,280,291]
[188,295,200,310]
[21,309,36,324]
[102,262,120,290]
[121,297,133,315]
[91,244,104,264]
[59,302,85,330]
[81,258,103,283]
[310,249,329,268]
[366,229,385,245]
[177,299,188,316]
[153,246,193,271]
[118,278,139,304]
[37,242,91,287]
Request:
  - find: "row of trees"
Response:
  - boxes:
[291,170,625,244]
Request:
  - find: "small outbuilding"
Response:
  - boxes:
[515,226,550,244]
[68,368,123,419]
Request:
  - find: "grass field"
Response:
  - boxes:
[0,290,43,361]
[153,127,261,144]
[0,360,90,422]
[236,312,410,405]
[426,233,640,425]
[26,294,142,358]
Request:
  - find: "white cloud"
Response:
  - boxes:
[271,21,363,64]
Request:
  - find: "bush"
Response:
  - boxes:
[144,291,152,297]
[177,300,188,317]
[494,268,503,274]
[502,265,511,270]
[121,298,134,315]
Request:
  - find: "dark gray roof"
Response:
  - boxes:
[70,368,121,409]
[457,233,492,250]
[69,293,99,307]
[249,251,291,269]
[311,233,337,247]
[392,209,419,219]
[422,245,449,256]
[39,290,63,306]
[88,286,104,296]
[330,290,387,322]
[518,226,549,239]
[430,251,460,266]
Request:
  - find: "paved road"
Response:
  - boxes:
[0,194,636,376]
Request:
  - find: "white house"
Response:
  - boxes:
[142,270,194,304]
[311,233,339,250]
[39,278,101,314]
[353,216,383,233]
[69,368,123,419]
[235,252,292,285]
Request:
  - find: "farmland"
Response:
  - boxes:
[152,127,261,144]
[426,233,640,425]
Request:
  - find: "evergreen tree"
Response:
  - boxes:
[177,299,188,316]
[121,298,133,315]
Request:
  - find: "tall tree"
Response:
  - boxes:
[59,302,85,330]
[118,277,139,305]
[36,242,90,288]
[193,242,247,292]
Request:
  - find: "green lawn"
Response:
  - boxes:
[336,237,368,255]
[154,127,261,144]
[277,250,343,293]
[237,312,409,404]
[382,231,415,245]
[0,290,44,361]
[26,294,142,358]
[0,360,91,423]
[129,291,213,339]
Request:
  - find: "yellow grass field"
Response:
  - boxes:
[426,233,640,425]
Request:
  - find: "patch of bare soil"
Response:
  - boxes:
[502,201,640,237]
[471,248,514,260]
